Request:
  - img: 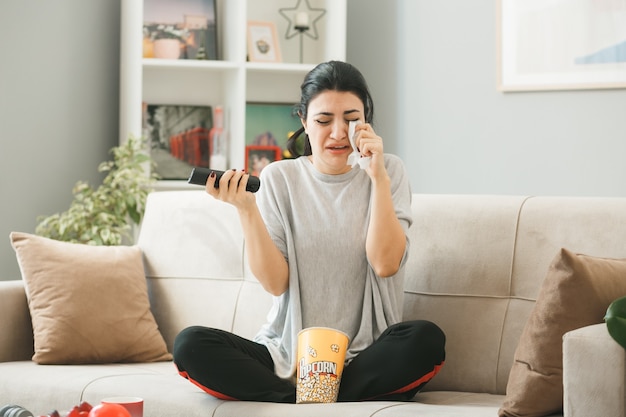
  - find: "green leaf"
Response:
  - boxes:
[128,206,140,224]
[605,295,626,349]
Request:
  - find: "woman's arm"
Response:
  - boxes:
[356,124,407,278]
[206,170,289,296]
[366,174,406,277]
[238,204,289,296]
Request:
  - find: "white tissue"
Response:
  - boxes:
[347,120,371,169]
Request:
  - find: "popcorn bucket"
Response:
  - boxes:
[296,327,350,404]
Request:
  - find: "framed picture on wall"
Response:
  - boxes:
[497,0,626,91]
[142,103,213,180]
[245,145,282,176]
[245,102,301,159]
[143,0,218,60]
[247,21,282,62]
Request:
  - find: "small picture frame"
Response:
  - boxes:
[247,21,282,63]
[246,145,282,176]
[143,0,219,60]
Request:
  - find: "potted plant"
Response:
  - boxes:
[147,24,189,59]
[35,135,158,245]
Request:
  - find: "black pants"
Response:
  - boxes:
[173,320,445,403]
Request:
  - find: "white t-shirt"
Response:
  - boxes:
[253,154,413,379]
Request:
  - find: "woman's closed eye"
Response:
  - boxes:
[314,118,360,126]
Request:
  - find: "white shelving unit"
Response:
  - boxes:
[119,0,347,189]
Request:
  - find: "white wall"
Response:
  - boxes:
[346,0,401,156]
[348,0,626,197]
[0,0,121,281]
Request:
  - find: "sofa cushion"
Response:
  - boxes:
[499,248,626,417]
[10,232,172,364]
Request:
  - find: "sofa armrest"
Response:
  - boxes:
[563,323,625,417]
[0,280,34,362]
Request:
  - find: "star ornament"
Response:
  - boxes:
[279,0,326,40]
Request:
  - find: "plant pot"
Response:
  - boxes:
[153,38,181,59]
[143,37,154,58]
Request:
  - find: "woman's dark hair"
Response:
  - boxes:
[287,61,374,157]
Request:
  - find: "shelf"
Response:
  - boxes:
[245,62,315,74]
[142,59,315,75]
[120,0,346,180]
[143,58,240,71]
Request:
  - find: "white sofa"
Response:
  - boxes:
[2,190,626,417]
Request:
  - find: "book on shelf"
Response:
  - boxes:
[143,0,218,60]
[209,106,227,171]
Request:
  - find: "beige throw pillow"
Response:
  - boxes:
[499,248,626,417]
[10,232,172,364]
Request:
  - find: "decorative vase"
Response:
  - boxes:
[142,37,154,58]
[153,38,181,59]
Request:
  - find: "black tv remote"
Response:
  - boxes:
[187,167,261,193]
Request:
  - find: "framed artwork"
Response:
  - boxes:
[143,0,218,60]
[245,102,301,159]
[247,21,282,62]
[142,103,213,180]
[245,145,282,176]
[498,0,626,92]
